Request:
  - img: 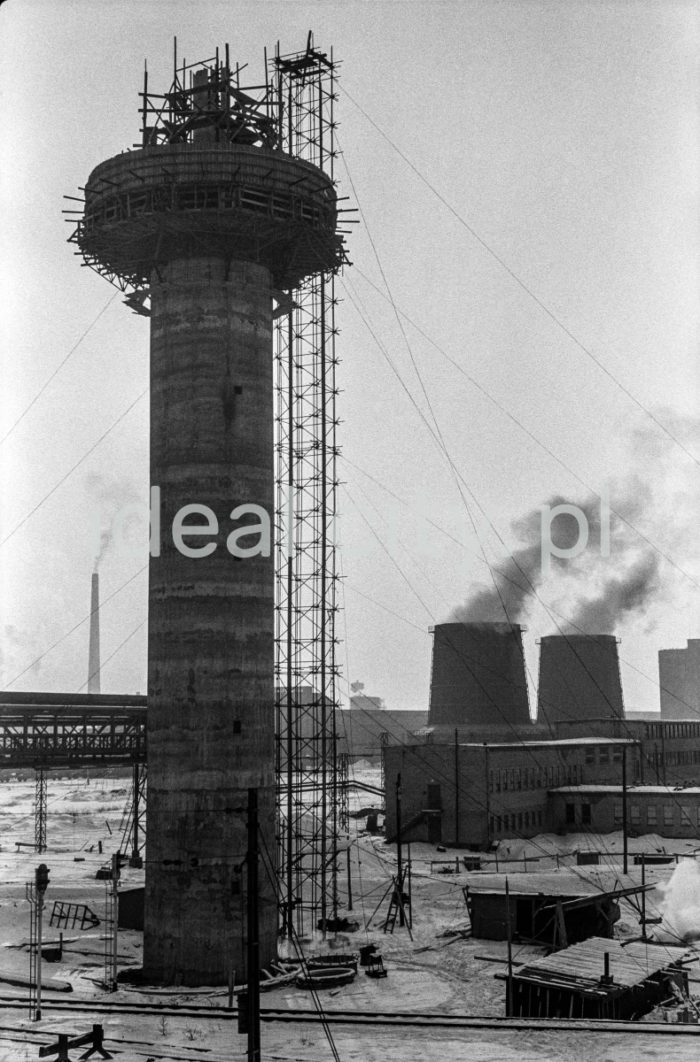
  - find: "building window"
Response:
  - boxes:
[565,803,575,824]
[647,806,657,826]
[581,804,591,825]
[496,816,502,832]
[630,805,640,826]
[517,813,523,830]
[538,810,543,826]
[614,802,623,825]
[585,746,595,764]
[516,768,522,790]
[612,746,622,763]
[663,805,674,827]
[502,770,508,792]
[598,746,609,765]
[681,807,692,827]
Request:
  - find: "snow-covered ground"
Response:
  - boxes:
[0,769,699,1060]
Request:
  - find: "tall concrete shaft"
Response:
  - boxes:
[73,52,343,985]
[145,256,275,982]
[87,572,101,694]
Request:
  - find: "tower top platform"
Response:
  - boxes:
[75,142,342,290]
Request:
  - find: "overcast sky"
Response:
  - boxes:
[1,0,699,712]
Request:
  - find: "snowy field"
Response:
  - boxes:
[0,767,699,1060]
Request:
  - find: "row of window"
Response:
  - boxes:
[489,809,544,835]
[584,744,624,765]
[489,764,582,793]
[613,803,700,827]
[645,722,700,739]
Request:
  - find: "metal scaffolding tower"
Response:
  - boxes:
[272,36,350,937]
[34,767,47,853]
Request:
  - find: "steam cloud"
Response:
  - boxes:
[657,859,700,943]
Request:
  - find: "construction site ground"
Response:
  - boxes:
[0,769,699,1061]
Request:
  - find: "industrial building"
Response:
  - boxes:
[659,639,700,719]
[383,621,700,846]
[549,785,700,839]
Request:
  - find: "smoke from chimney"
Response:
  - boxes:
[451,482,660,634]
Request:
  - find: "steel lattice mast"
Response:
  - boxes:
[271,36,349,937]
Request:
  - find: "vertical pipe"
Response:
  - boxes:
[346,845,353,911]
[622,745,628,875]
[247,789,260,1062]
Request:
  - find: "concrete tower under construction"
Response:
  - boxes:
[71,43,344,984]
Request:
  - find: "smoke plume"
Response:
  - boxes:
[450,481,662,633]
[85,472,142,570]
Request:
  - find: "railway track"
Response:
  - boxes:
[0,995,698,1035]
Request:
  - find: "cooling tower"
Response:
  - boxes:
[428,622,531,727]
[536,634,624,726]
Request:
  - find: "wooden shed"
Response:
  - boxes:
[463,870,654,949]
[502,937,691,1019]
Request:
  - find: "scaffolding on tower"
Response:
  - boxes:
[271,35,350,937]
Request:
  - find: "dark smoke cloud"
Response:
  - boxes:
[451,492,605,624]
[565,550,661,633]
[450,481,662,632]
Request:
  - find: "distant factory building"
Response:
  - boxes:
[659,639,700,720]
[550,784,700,838]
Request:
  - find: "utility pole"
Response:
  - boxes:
[395,773,405,927]
[35,864,49,1021]
[247,788,260,1062]
[111,853,119,990]
[641,855,647,941]
[622,745,628,875]
[505,876,513,1017]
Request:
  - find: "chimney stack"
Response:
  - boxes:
[428,622,531,728]
[88,571,101,694]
